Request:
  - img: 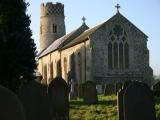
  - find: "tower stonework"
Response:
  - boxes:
[40,2,66,51]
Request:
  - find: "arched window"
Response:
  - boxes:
[108,24,129,70]
[40,25,42,34]
[108,42,113,69]
[70,53,75,80]
[125,43,129,69]
[43,65,47,84]
[56,60,61,77]
[50,62,53,79]
[64,57,67,80]
[78,52,82,83]
[114,43,118,69]
[119,43,124,69]
[53,24,57,33]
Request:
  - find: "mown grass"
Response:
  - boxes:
[69,95,160,120]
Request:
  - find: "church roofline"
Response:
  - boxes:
[116,12,148,38]
[38,23,89,58]
[38,11,148,58]
[61,12,148,50]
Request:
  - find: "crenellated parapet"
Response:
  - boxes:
[41,2,64,17]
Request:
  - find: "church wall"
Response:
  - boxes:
[90,17,152,86]
[50,51,61,81]
[38,51,61,85]
[38,54,50,84]
[61,40,91,84]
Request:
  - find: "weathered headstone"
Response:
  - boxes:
[74,83,78,97]
[48,77,69,119]
[116,82,123,94]
[124,82,156,120]
[117,82,132,120]
[104,83,115,95]
[69,79,76,100]
[96,84,103,94]
[83,81,98,104]
[19,80,51,120]
[0,85,25,120]
[153,81,160,97]
[77,84,84,98]
[123,80,132,89]
[117,88,125,120]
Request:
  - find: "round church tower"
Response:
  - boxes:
[40,2,66,51]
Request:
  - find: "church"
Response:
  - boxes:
[37,2,153,90]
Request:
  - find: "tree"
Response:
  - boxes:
[0,0,37,93]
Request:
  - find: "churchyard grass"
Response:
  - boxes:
[70,95,160,120]
[70,95,117,120]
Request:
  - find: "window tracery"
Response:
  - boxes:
[108,24,129,69]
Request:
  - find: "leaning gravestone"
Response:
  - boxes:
[19,80,51,120]
[0,85,25,120]
[104,83,115,95]
[48,77,69,119]
[124,82,156,120]
[83,81,98,104]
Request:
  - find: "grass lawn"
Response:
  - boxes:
[70,95,160,120]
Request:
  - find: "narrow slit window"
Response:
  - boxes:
[108,42,113,69]
[53,24,57,33]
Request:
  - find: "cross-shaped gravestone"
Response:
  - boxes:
[115,4,120,13]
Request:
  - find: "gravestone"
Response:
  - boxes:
[117,82,133,120]
[74,84,78,97]
[19,80,51,120]
[76,84,83,98]
[48,77,69,119]
[124,82,156,120]
[69,79,76,100]
[153,81,160,97]
[123,80,132,89]
[116,82,123,94]
[83,81,98,104]
[96,84,103,94]
[117,88,125,120]
[104,83,115,95]
[0,85,25,120]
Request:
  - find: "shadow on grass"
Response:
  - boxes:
[98,99,117,106]
[69,99,117,106]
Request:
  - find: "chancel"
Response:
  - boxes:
[37,2,153,92]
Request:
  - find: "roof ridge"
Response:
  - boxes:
[38,23,89,58]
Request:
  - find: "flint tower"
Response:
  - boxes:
[40,2,66,51]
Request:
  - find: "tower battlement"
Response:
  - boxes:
[41,2,64,17]
[40,2,66,52]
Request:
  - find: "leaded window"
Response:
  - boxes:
[108,24,129,69]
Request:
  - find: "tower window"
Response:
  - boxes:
[40,25,42,34]
[53,24,57,33]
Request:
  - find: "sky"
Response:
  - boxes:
[26,0,160,76]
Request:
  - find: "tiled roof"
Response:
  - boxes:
[38,23,89,58]
[61,22,104,50]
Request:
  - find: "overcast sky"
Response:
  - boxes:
[26,0,160,75]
